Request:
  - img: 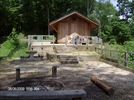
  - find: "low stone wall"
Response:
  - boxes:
[46,53,101,62]
[31,45,54,56]
[31,44,96,58]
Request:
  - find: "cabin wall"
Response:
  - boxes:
[57,16,90,43]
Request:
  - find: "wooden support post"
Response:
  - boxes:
[91,76,115,95]
[52,66,57,78]
[124,52,128,66]
[110,50,112,57]
[16,69,20,81]
[53,35,54,46]
[110,50,112,62]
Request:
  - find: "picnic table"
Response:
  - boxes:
[14,65,58,80]
[26,50,37,61]
[14,65,59,80]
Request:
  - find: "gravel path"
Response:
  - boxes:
[56,61,134,100]
[79,61,134,100]
[0,59,134,100]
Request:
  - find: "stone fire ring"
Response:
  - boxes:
[9,80,65,91]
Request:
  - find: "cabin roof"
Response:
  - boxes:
[49,11,99,31]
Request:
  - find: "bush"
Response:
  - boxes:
[124,41,134,52]
[109,39,117,44]
[8,28,20,47]
[0,30,28,59]
[11,41,28,58]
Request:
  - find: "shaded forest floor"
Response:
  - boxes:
[0,58,134,100]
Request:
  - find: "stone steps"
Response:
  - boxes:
[60,56,78,64]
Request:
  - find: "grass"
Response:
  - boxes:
[0,33,29,60]
[100,43,134,69]
[11,41,29,58]
[128,64,134,69]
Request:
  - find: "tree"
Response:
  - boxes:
[0,0,12,36]
[117,0,133,21]
[88,0,117,38]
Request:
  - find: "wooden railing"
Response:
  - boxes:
[95,47,134,68]
[65,36,102,45]
[28,35,55,47]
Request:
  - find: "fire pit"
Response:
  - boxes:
[10,80,64,91]
[2,80,87,100]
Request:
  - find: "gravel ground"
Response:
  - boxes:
[0,59,134,100]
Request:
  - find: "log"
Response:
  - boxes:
[91,76,115,95]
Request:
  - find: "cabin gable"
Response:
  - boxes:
[49,11,99,43]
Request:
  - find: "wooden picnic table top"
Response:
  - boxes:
[14,65,58,69]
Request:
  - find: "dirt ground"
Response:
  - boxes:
[0,58,134,100]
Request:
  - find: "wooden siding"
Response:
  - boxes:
[57,16,91,43]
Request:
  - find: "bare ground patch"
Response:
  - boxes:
[0,59,134,100]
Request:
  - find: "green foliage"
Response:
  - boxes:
[109,39,117,44]
[2,40,12,49]
[0,32,28,59]
[103,42,134,69]
[117,0,133,21]
[124,41,134,63]
[44,36,55,40]
[0,39,15,59]
[124,41,134,52]
[11,41,28,58]
[0,0,134,46]
[0,28,20,57]
[8,28,20,46]
[102,16,132,44]
[112,21,131,44]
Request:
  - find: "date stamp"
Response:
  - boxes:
[8,87,40,91]
[8,87,25,91]
[25,87,40,91]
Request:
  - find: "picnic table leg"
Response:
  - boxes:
[16,69,20,81]
[52,66,57,78]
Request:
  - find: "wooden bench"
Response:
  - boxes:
[14,65,58,80]
[0,90,87,100]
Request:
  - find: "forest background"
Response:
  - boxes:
[0,0,134,66]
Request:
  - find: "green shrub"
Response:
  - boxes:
[11,41,28,58]
[43,36,56,40]
[8,28,20,46]
[124,41,134,52]
[2,40,13,49]
[0,30,28,59]
[109,39,117,44]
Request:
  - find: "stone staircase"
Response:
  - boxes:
[29,44,98,63]
[59,55,78,64]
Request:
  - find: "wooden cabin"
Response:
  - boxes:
[49,11,99,44]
